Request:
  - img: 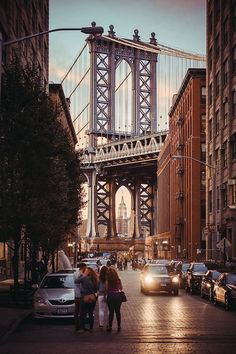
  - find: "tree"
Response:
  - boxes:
[0,61,84,287]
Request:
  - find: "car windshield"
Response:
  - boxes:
[40,275,74,289]
[212,271,221,280]
[182,263,190,271]
[193,264,208,272]
[226,274,236,284]
[148,266,168,274]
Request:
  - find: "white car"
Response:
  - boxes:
[33,272,75,318]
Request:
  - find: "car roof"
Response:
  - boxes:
[45,272,74,277]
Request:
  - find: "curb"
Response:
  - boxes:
[0,310,32,344]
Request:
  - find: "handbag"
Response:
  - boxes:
[119,291,127,302]
[83,293,97,303]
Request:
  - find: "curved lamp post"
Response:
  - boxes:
[0,22,104,97]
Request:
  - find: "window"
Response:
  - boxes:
[201,143,206,162]
[215,0,220,22]
[233,46,236,74]
[215,110,220,134]
[209,155,212,177]
[223,18,228,47]
[221,143,227,168]
[209,12,213,35]
[232,91,236,117]
[209,83,213,105]
[215,72,220,97]
[221,184,227,209]
[208,190,212,212]
[230,134,236,160]
[232,184,236,205]
[233,2,236,31]
[209,48,212,71]
[223,59,228,86]
[201,114,206,133]
[201,87,206,103]
[217,187,220,210]
[201,170,206,188]
[223,98,228,126]
[215,148,219,171]
[200,200,206,219]
[215,34,220,60]
[209,119,212,140]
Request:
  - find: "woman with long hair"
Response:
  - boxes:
[77,267,98,332]
[97,265,108,328]
[106,267,123,332]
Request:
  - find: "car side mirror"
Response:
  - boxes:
[32,283,39,289]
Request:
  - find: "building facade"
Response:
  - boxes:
[157,69,206,261]
[0,1,49,278]
[116,195,128,237]
[0,0,49,87]
[206,0,236,260]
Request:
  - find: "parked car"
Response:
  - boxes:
[185,262,208,294]
[213,272,236,310]
[200,270,221,301]
[140,264,179,295]
[33,272,75,318]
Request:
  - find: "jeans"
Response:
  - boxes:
[98,294,107,326]
[107,293,122,328]
[74,297,81,330]
[80,299,96,330]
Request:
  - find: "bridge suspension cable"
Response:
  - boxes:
[102,35,206,62]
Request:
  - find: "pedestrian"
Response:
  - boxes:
[76,267,98,332]
[74,262,87,332]
[106,267,123,332]
[97,265,108,328]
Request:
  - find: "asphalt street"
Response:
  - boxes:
[1,268,236,354]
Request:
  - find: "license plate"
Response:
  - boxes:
[160,283,167,286]
[57,308,68,314]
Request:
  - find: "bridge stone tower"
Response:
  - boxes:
[84,25,159,252]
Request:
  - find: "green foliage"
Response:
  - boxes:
[0,60,84,255]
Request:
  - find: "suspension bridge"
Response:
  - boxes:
[55,22,206,252]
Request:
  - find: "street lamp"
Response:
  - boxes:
[172,155,216,170]
[172,154,216,261]
[0,22,104,97]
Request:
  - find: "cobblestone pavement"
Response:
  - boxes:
[1,268,236,354]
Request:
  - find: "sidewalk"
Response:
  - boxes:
[0,278,32,343]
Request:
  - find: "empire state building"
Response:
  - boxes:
[116,195,128,237]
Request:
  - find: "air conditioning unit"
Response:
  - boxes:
[228,179,236,185]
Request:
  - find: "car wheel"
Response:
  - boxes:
[213,292,217,305]
[225,294,231,311]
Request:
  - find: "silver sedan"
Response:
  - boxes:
[33,273,75,319]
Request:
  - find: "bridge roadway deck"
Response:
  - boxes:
[1,268,236,354]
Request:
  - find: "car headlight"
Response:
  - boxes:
[172,277,179,283]
[144,275,154,284]
[34,297,47,304]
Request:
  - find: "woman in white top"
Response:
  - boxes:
[97,266,108,327]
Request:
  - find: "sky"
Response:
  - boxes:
[49,0,206,217]
[49,0,206,82]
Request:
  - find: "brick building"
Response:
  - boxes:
[206,0,236,260]
[0,0,49,278]
[0,0,49,87]
[157,68,206,261]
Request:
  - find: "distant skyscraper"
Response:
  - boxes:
[116,195,128,236]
